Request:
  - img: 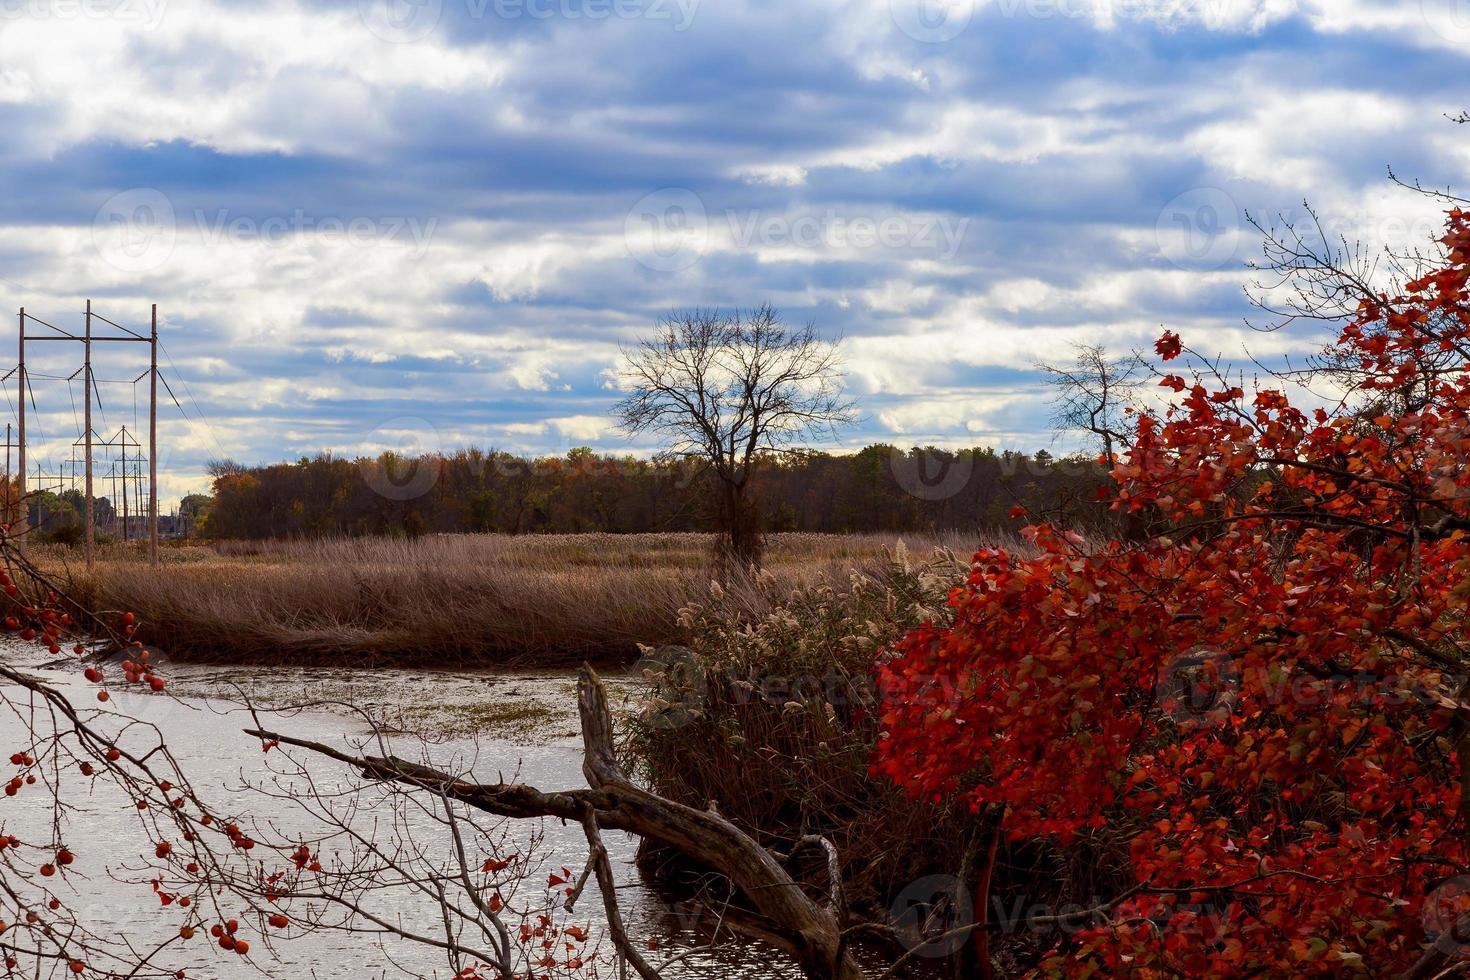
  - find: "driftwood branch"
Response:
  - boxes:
[781,835,845,918]
[248,665,865,980]
[577,805,662,980]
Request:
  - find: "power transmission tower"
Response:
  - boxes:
[14,303,162,569]
[84,299,92,567]
[149,305,158,564]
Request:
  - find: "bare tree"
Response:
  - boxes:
[616,306,856,565]
[1036,343,1146,460]
[1242,201,1466,417]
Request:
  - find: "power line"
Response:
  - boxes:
[157,338,229,460]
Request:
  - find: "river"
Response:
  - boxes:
[0,648,812,979]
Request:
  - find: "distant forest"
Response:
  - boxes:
[191,446,1111,540]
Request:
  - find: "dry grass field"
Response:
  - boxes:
[38,532,995,665]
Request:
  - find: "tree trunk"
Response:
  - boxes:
[718,478,762,568]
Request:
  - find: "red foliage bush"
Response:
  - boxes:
[873,212,1470,975]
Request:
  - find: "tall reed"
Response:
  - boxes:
[49,532,995,664]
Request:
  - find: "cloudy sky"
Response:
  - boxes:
[0,0,1465,503]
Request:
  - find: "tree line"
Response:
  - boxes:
[191,444,1109,540]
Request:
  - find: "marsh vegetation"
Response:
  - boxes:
[46,531,1000,665]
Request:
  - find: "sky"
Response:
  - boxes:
[0,0,1466,504]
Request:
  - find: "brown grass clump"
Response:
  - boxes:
[621,539,1009,908]
[40,532,995,665]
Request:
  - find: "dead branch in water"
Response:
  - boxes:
[249,665,868,980]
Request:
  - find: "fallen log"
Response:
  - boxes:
[249,665,868,980]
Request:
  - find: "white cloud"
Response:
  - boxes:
[0,1,506,155]
[549,415,610,441]
[735,164,809,186]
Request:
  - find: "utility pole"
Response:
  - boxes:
[16,308,25,550]
[84,300,93,570]
[149,304,158,566]
[120,427,129,543]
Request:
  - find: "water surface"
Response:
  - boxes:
[0,649,808,978]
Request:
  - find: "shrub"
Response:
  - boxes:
[624,542,980,914]
[873,210,1470,975]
